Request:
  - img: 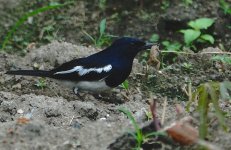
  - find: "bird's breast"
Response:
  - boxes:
[76,80,112,92]
[56,79,111,92]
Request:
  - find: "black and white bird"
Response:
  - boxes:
[6,37,153,96]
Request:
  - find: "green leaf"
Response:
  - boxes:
[162,41,182,51]
[149,34,159,42]
[188,18,215,30]
[49,2,60,6]
[99,0,107,10]
[34,78,47,89]
[121,80,129,90]
[212,55,231,65]
[200,34,215,44]
[183,0,193,6]
[220,0,231,15]
[180,29,201,45]
[42,25,55,32]
[162,41,170,47]
[99,18,106,37]
[220,81,231,100]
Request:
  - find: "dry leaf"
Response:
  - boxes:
[17,117,30,125]
[149,98,162,131]
[175,104,184,115]
[147,45,160,70]
[164,116,198,145]
[26,42,36,50]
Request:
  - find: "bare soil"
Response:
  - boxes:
[0,0,231,150]
[0,42,231,150]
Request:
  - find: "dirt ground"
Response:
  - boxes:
[0,42,177,150]
[0,0,231,150]
[0,42,231,150]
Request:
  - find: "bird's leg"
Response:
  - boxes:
[73,87,84,100]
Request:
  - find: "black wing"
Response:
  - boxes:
[105,65,132,87]
[50,57,113,81]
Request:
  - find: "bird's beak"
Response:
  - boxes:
[142,42,153,50]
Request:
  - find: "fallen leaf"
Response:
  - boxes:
[17,117,30,125]
[149,98,162,131]
[26,42,36,50]
[164,116,198,145]
[147,45,160,70]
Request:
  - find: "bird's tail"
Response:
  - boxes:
[6,70,52,77]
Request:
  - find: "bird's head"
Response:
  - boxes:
[110,37,153,58]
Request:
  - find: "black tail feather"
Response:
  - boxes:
[6,70,52,77]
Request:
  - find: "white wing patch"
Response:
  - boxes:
[54,64,112,76]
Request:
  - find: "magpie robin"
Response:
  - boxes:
[6,37,153,96]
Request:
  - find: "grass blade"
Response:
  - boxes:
[220,81,231,100]
[82,30,96,45]
[197,85,209,139]
[119,108,143,149]
[208,83,227,131]
[145,131,166,138]
[99,18,106,38]
[1,2,73,50]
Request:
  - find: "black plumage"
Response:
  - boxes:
[6,37,153,93]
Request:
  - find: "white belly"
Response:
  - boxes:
[56,80,111,92]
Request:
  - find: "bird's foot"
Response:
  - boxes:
[73,87,84,100]
[93,92,124,104]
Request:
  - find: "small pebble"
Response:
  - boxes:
[99,117,106,121]
[12,83,22,89]
[17,109,24,114]
[0,78,4,84]
[33,62,40,69]
[107,124,112,127]
[158,70,162,74]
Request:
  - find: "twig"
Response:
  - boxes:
[134,73,146,76]
[200,51,231,55]
[69,115,74,126]
[150,97,162,130]
[188,82,192,102]
[161,97,167,125]
[121,92,130,101]
[136,87,142,94]
[182,84,189,96]
[161,51,231,55]
[197,139,222,150]
[182,82,192,102]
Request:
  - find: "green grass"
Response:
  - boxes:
[211,55,231,65]
[83,18,114,48]
[1,1,73,51]
[219,0,231,15]
[34,78,47,89]
[119,108,165,150]
[121,80,129,90]
[186,81,229,139]
[180,18,215,50]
